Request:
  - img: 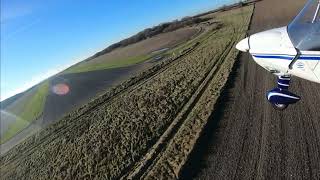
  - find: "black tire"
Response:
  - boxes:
[272,103,289,111]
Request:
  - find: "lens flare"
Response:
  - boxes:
[52,83,70,95]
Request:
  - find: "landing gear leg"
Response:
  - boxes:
[266,75,300,111]
[272,102,289,111]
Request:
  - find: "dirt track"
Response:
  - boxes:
[182,0,320,179]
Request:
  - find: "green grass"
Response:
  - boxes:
[63,54,153,74]
[1,81,49,144]
[14,81,50,123]
[0,118,30,144]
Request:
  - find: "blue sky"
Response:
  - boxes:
[1,0,239,101]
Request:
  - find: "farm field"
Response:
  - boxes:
[0,3,253,180]
[0,12,202,150]
[182,0,320,179]
[63,27,199,74]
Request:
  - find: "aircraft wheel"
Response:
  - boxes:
[272,103,288,111]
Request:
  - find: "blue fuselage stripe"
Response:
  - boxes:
[252,54,320,61]
[299,56,320,60]
[253,55,293,60]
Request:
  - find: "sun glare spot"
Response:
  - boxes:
[52,83,70,95]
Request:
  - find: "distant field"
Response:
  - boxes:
[63,27,199,74]
[1,81,49,144]
[0,4,253,180]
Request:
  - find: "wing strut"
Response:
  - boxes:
[288,48,301,70]
[312,0,320,23]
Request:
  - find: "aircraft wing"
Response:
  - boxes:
[287,0,320,51]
